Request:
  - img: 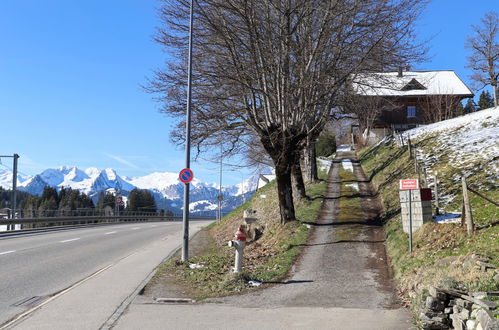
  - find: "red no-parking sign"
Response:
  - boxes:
[179,168,194,184]
[399,179,419,190]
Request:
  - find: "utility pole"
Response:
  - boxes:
[218,144,225,220]
[181,0,194,262]
[0,154,19,221]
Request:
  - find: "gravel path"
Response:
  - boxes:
[213,150,401,309]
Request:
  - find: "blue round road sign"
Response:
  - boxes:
[179,168,194,184]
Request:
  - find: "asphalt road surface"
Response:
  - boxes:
[0,221,190,327]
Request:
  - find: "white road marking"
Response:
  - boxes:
[151,225,156,227]
[105,231,117,235]
[60,238,80,243]
[0,250,15,255]
[131,227,140,230]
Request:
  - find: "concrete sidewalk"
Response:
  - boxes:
[116,304,411,330]
[4,221,211,330]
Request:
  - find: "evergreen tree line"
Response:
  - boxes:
[459,91,495,116]
[19,186,95,217]
[0,187,32,209]
[1,186,159,217]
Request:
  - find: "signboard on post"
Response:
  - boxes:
[400,179,419,190]
[179,168,194,184]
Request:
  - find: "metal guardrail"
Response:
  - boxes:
[0,214,216,228]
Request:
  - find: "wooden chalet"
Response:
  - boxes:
[351,69,474,142]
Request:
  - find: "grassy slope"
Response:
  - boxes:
[154,169,328,300]
[359,134,498,309]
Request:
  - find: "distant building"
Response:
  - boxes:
[350,70,473,143]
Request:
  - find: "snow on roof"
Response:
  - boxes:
[352,70,474,97]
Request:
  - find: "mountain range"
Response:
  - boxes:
[0,166,261,215]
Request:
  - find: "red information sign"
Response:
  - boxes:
[400,179,419,190]
[179,168,194,184]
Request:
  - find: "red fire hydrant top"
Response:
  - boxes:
[233,225,247,242]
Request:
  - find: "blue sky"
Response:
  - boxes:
[0,0,497,185]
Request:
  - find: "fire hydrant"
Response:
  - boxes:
[228,225,247,273]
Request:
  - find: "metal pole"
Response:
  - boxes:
[218,145,223,221]
[408,189,413,253]
[12,154,19,220]
[182,0,194,262]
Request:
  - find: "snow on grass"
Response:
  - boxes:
[432,212,461,224]
[317,157,332,173]
[403,107,499,172]
[337,144,352,152]
[341,159,354,172]
[345,183,359,191]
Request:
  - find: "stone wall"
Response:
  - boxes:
[420,286,498,329]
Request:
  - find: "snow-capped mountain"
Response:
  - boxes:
[0,170,29,189]
[0,166,262,215]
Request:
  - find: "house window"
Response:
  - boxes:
[407,106,416,117]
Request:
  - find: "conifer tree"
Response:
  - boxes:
[478,90,494,109]
[455,101,465,116]
[97,192,116,210]
[463,98,476,114]
[41,186,59,205]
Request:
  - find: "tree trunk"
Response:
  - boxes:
[292,152,307,200]
[494,84,498,107]
[308,139,319,182]
[260,132,299,224]
[303,136,319,183]
[275,161,296,224]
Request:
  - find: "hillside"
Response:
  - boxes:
[359,107,498,315]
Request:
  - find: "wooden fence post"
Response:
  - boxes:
[434,174,439,215]
[407,136,412,158]
[461,177,474,235]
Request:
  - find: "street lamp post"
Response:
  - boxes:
[182,0,194,262]
[0,154,19,223]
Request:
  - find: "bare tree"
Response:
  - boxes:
[341,91,389,146]
[149,0,427,223]
[466,11,499,107]
[419,91,461,123]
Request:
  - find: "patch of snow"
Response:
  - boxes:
[345,183,359,191]
[317,157,332,173]
[248,280,262,287]
[341,159,354,172]
[189,263,204,269]
[337,145,352,152]
[257,174,276,190]
[433,213,461,224]
[189,200,217,212]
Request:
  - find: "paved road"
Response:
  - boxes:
[0,221,196,327]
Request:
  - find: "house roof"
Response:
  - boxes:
[352,70,474,98]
